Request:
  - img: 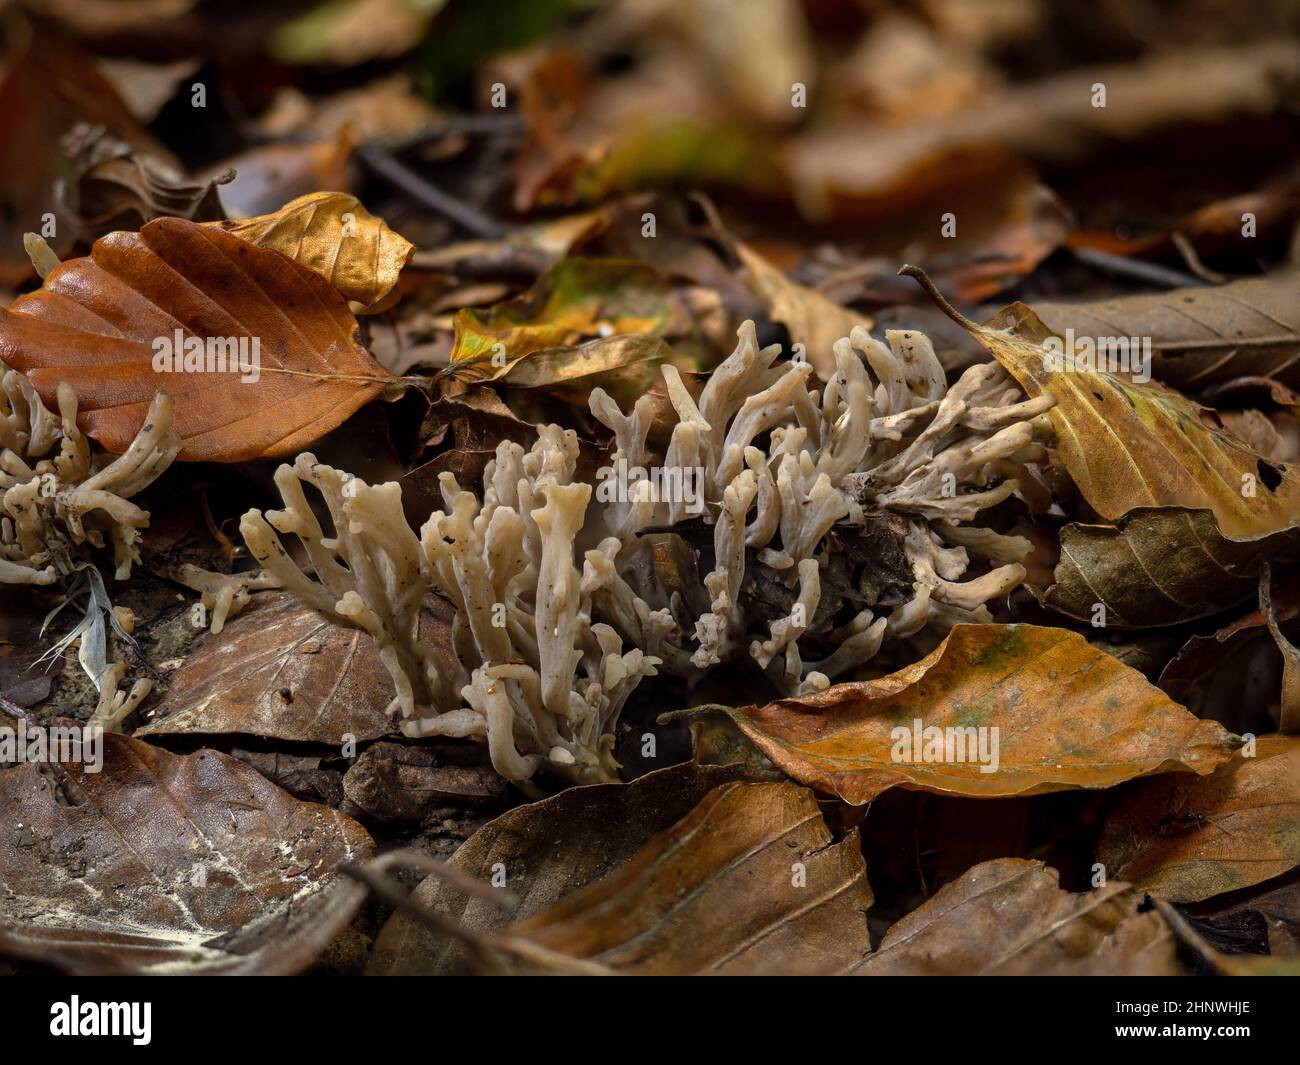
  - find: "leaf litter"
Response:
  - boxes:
[1,1,1298,981]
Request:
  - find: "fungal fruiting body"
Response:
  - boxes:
[242,322,1055,785]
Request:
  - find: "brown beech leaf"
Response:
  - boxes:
[905,269,1300,540]
[1096,736,1300,903]
[0,732,373,975]
[207,191,414,312]
[849,858,1179,976]
[137,592,396,745]
[702,624,1240,805]
[493,782,873,975]
[0,217,395,461]
[1188,868,1300,957]
[1037,508,1300,628]
[1030,274,1300,393]
[734,240,873,380]
[368,760,746,975]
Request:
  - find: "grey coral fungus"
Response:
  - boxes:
[1,363,180,585]
[241,322,1053,785]
[2,362,179,732]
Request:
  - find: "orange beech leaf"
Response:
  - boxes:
[697,624,1241,804]
[0,217,396,462]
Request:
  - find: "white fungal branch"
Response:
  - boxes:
[1,365,180,584]
[247,321,1054,783]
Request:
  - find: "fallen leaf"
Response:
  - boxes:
[0,217,395,461]
[207,131,353,220]
[657,0,814,125]
[208,191,415,311]
[448,258,714,380]
[0,732,373,974]
[787,42,1300,220]
[272,0,448,66]
[496,781,873,975]
[64,123,228,242]
[849,857,1179,975]
[701,624,1240,805]
[1187,868,1300,957]
[1030,274,1300,393]
[367,760,744,974]
[137,592,397,745]
[1097,736,1300,903]
[735,240,874,379]
[920,278,1300,540]
[1037,508,1300,628]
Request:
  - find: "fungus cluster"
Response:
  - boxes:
[1,364,179,585]
[242,323,1054,785]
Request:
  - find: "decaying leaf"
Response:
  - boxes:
[492,782,873,975]
[137,592,397,745]
[702,624,1240,805]
[1031,274,1300,393]
[0,732,373,974]
[0,217,395,461]
[1097,736,1300,903]
[63,123,229,241]
[341,742,505,823]
[734,239,874,379]
[849,858,1179,976]
[1037,508,1300,628]
[447,258,718,381]
[208,191,415,311]
[368,761,745,974]
[917,276,1300,540]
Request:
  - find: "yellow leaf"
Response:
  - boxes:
[902,265,1300,539]
[209,191,414,311]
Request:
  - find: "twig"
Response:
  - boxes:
[1071,247,1206,289]
[357,142,510,240]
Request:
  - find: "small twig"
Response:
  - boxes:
[1071,247,1206,289]
[0,692,36,725]
[897,264,980,331]
[357,142,510,240]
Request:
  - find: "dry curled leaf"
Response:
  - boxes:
[208,191,415,311]
[849,858,1179,976]
[0,732,373,975]
[137,592,397,745]
[1097,736,1300,903]
[1037,508,1300,628]
[64,124,228,242]
[495,781,873,975]
[706,624,1240,805]
[0,217,395,461]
